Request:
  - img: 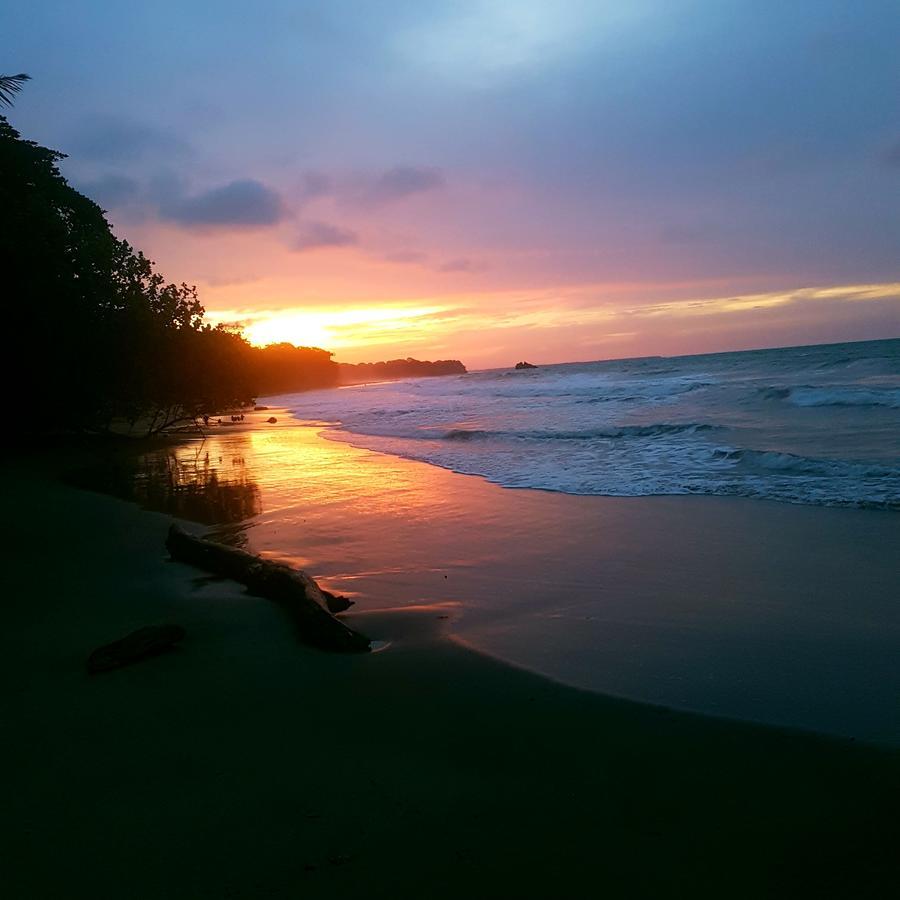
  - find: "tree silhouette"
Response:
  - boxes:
[0,113,257,433]
[0,73,30,107]
[0,99,461,435]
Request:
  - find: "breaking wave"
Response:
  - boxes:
[280,338,900,509]
[784,386,900,409]
[442,423,719,442]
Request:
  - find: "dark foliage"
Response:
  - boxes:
[246,349,466,395]
[0,115,466,433]
[0,115,256,433]
[250,343,339,395]
[340,358,466,384]
[0,73,30,108]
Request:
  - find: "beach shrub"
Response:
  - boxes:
[0,115,256,433]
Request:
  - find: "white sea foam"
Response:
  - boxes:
[280,339,900,509]
[784,385,900,408]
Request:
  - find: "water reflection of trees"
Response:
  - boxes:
[74,442,262,526]
[143,447,262,524]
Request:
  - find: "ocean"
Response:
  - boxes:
[280,338,900,510]
[74,337,900,742]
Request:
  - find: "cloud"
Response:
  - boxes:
[438,257,488,273]
[293,220,359,252]
[160,179,285,228]
[621,282,900,320]
[202,273,261,288]
[380,251,486,271]
[300,171,333,200]
[69,115,189,163]
[362,165,445,205]
[288,165,446,209]
[77,173,140,208]
[383,250,429,264]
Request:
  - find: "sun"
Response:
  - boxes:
[208,304,448,353]
[242,312,334,349]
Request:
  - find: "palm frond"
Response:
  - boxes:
[0,73,31,108]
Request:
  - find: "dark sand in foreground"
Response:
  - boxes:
[3,454,899,898]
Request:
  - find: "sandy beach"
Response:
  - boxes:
[7,7,900,895]
[3,427,899,899]
[69,415,900,743]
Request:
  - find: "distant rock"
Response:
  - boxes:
[515,361,538,369]
[266,416,278,423]
[87,624,185,674]
[254,405,269,411]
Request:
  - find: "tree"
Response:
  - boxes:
[0,114,256,433]
[0,73,30,107]
[1,108,364,436]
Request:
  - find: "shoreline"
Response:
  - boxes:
[49,409,900,745]
[3,461,900,896]
[3,460,900,898]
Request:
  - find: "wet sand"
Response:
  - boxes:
[71,416,900,743]
[2,440,899,898]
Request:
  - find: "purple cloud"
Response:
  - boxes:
[293,220,359,252]
[300,171,333,199]
[438,257,488,273]
[160,179,284,228]
[363,165,445,205]
[69,115,189,163]
[77,173,140,208]
[384,250,429,264]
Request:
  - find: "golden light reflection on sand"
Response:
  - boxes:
[244,421,455,517]
[137,419,520,607]
[152,419,480,553]
[94,417,900,741]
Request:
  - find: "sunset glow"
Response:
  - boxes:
[12,1,897,366]
[5,5,900,895]
[204,281,900,365]
[208,304,448,353]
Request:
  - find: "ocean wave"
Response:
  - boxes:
[710,447,897,479]
[442,423,719,442]
[786,386,900,408]
[327,428,900,509]
[758,386,791,401]
[815,355,856,369]
[759,385,900,408]
[284,338,900,510]
[455,370,717,403]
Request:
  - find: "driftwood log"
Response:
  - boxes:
[166,524,370,653]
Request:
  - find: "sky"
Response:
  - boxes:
[3,0,899,366]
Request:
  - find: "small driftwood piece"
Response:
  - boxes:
[87,624,186,674]
[166,524,370,653]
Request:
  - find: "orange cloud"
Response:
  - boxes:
[205,281,900,367]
